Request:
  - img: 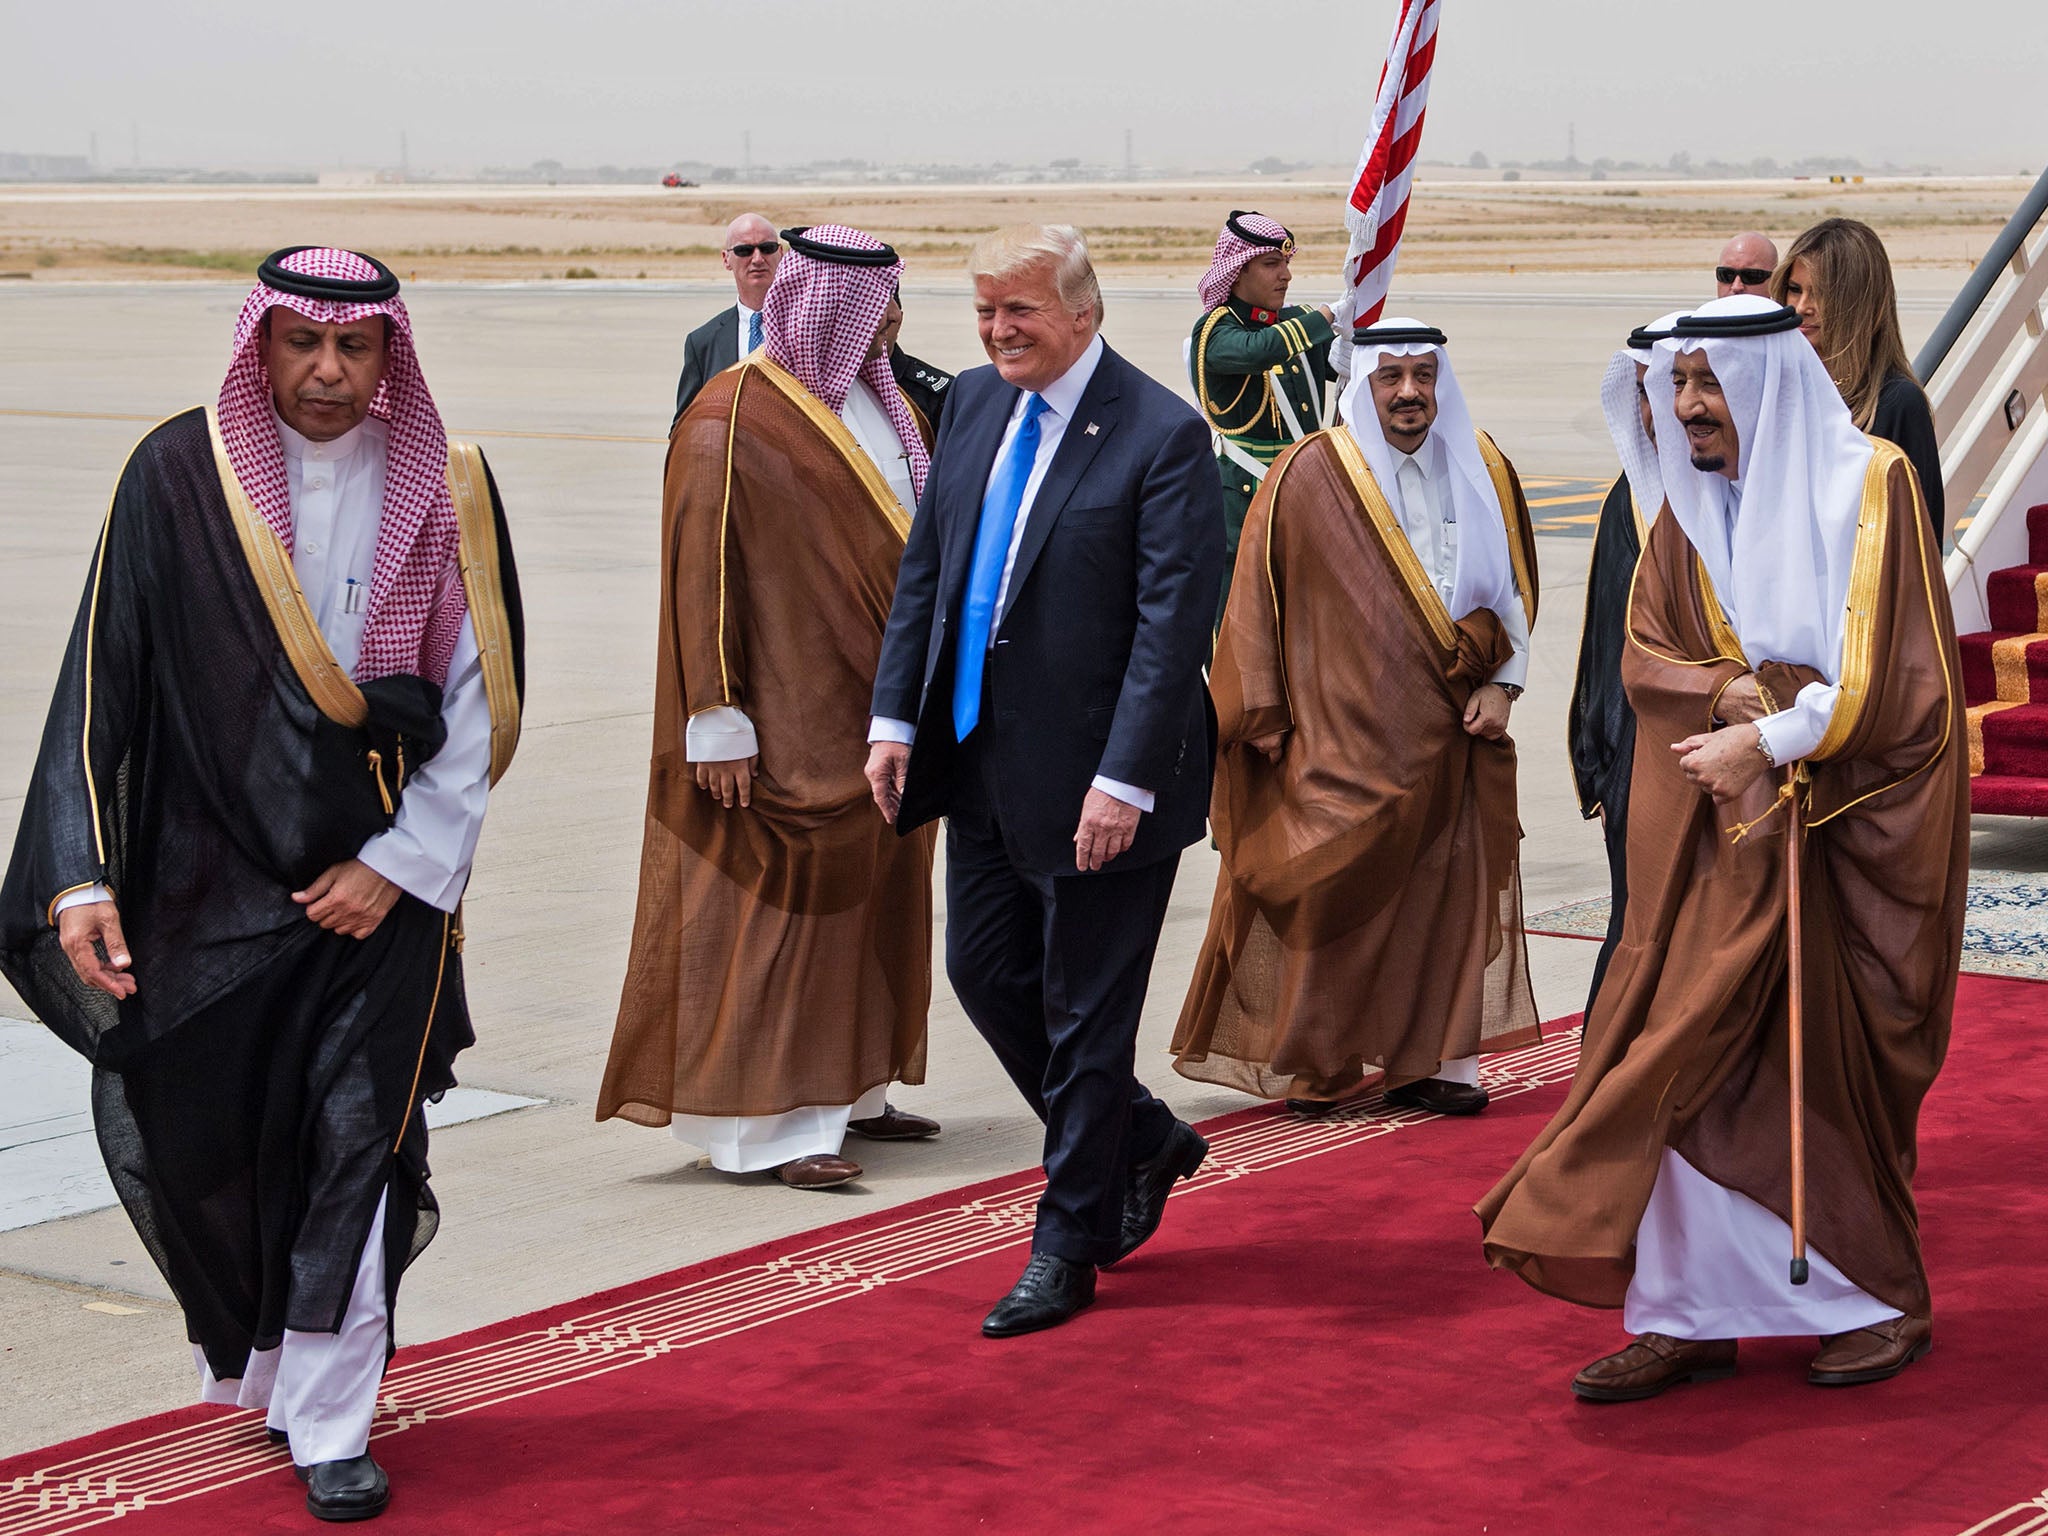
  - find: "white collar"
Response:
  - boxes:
[273,407,383,464]
[735,298,759,320]
[1392,433,1441,478]
[1029,332,1105,423]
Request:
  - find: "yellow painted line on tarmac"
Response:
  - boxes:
[1526,490,1606,508]
[0,406,666,445]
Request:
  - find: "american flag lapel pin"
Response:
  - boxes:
[1085,422,1099,436]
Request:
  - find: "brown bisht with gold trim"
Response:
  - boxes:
[599,358,937,1126]
[1171,427,1541,1101]
[1476,444,1965,1319]
[0,407,523,1381]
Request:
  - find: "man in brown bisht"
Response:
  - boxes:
[1477,294,1966,1400]
[1172,318,1541,1117]
[600,225,941,1190]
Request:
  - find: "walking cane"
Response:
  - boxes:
[1784,765,1810,1287]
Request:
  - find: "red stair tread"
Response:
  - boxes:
[1957,630,2048,706]
[1971,773,2048,817]
[2029,502,2048,566]
[1985,566,2048,633]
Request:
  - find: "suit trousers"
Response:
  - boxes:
[943,737,1180,1264]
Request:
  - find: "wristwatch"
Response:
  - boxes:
[1497,683,1524,702]
[1755,730,1778,767]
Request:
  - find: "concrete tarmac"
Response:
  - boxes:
[0,275,1930,1455]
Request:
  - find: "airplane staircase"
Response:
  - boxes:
[1930,167,2048,814]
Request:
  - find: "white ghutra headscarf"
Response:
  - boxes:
[1600,309,1688,523]
[1644,293,1874,685]
[1338,318,1523,629]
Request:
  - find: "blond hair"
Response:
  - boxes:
[968,224,1103,324]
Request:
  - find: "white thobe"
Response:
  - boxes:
[186,413,496,1464]
[672,375,913,1170]
[1382,438,1509,1086]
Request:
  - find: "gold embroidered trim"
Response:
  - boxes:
[45,880,109,928]
[445,441,523,786]
[393,911,455,1155]
[1696,555,1747,663]
[1194,306,1268,428]
[1475,431,1537,627]
[747,358,912,541]
[79,509,115,870]
[1325,427,1458,651]
[1811,444,1897,762]
[203,406,368,728]
[1629,486,1650,547]
[1257,441,1304,722]
[1809,449,1958,825]
[714,367,747,703]
[1624,528,1749,677]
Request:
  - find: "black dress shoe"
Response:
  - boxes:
[296,1454,391,1522]
[1103,1120,1208,1269]
[1383,1077,1490,1116]
[982,1254,1096,1338]
[267,1426,288,1446]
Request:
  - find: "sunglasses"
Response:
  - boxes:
[727,241,781,259]
[1716,266,1773,287]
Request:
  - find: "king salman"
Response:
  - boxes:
[1477,295,1966,1401]
[600,224,941,1190]
[0,248,524,1521]
[1171,318,1540,1117]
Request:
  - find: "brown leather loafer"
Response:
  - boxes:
[845,1105,941,1141]
[1383,1077,1490,1116]
[1572,1333,1738,1402]
[772,1154,862,1189]
[1809,1315,1931,1386]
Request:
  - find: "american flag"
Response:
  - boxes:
[1339,0,1441,331]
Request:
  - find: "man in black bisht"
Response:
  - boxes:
[0,248,523,1522]
[1568,311,1681,1019]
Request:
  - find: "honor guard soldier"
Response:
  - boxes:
[1190,211,1338,618]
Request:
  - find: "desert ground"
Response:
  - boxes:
[0,171,2026,285]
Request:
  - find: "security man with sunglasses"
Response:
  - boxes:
[674,212,784,420]
[1714,231,1780,298]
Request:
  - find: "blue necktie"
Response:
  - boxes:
[952,394,1050,740]
[746,309,762,353]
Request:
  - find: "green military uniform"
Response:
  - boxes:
[1191,299,1338,620]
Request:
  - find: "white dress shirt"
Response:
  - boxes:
[1386,434,1530,691]
[1716,477,1837,766]
[865,335,1153,813]
[60,415,493,920]
[685,376,915,765]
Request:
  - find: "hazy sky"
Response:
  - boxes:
[4,0,2038,174]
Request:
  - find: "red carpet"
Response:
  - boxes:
[1960,501,2048,815]
[5,976,2047,1535]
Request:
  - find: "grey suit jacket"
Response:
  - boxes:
[674,305,741,422]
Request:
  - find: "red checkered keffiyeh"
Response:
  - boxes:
[760,225,930,499]
[217,247,465,686]
[1198,212,1294,311]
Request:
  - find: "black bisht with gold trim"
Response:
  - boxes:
[0,405,523,1380]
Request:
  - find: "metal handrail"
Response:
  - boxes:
[1915,165,2048,383]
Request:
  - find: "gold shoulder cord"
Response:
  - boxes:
[204,406,368,727]
[1475,431,1537,627]
[1194,306,1262,425]
[1325,427,1458,650]
[445,442,523,786]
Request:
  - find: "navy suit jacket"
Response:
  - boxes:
[872,342,1225,874]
